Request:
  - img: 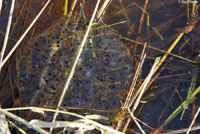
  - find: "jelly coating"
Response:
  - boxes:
[16,14,134,112]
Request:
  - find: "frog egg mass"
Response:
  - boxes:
[16,14,134,113]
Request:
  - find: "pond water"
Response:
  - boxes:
[0,0,200,133]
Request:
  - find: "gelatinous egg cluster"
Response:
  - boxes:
[16,14,134,111]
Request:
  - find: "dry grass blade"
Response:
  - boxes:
[122,57,161,133]
[0,0,2,15]
[152,32,184,76]
[69,0,77,14]
[133,0,148,54]
[0,108,49,134]
[132,57,161,112]
[116,43,147,131]
[51,1,101,131]
[163,125,200,134]
[121,35,197,64]
[30,120,95,132]
[30,118,123,134]
[5,107,124,134]
[96,0,112,20]
[64,0,68,15]
[123,42,147,108]
[0,109,10,134]
[5,107,90,119]
[94,20,127,29]
[6,107,109,120]
[127,108,146,134]
[0,0,51,71]
[186,107,200,134]
[74,119,124,134]
[0,0,15,64]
